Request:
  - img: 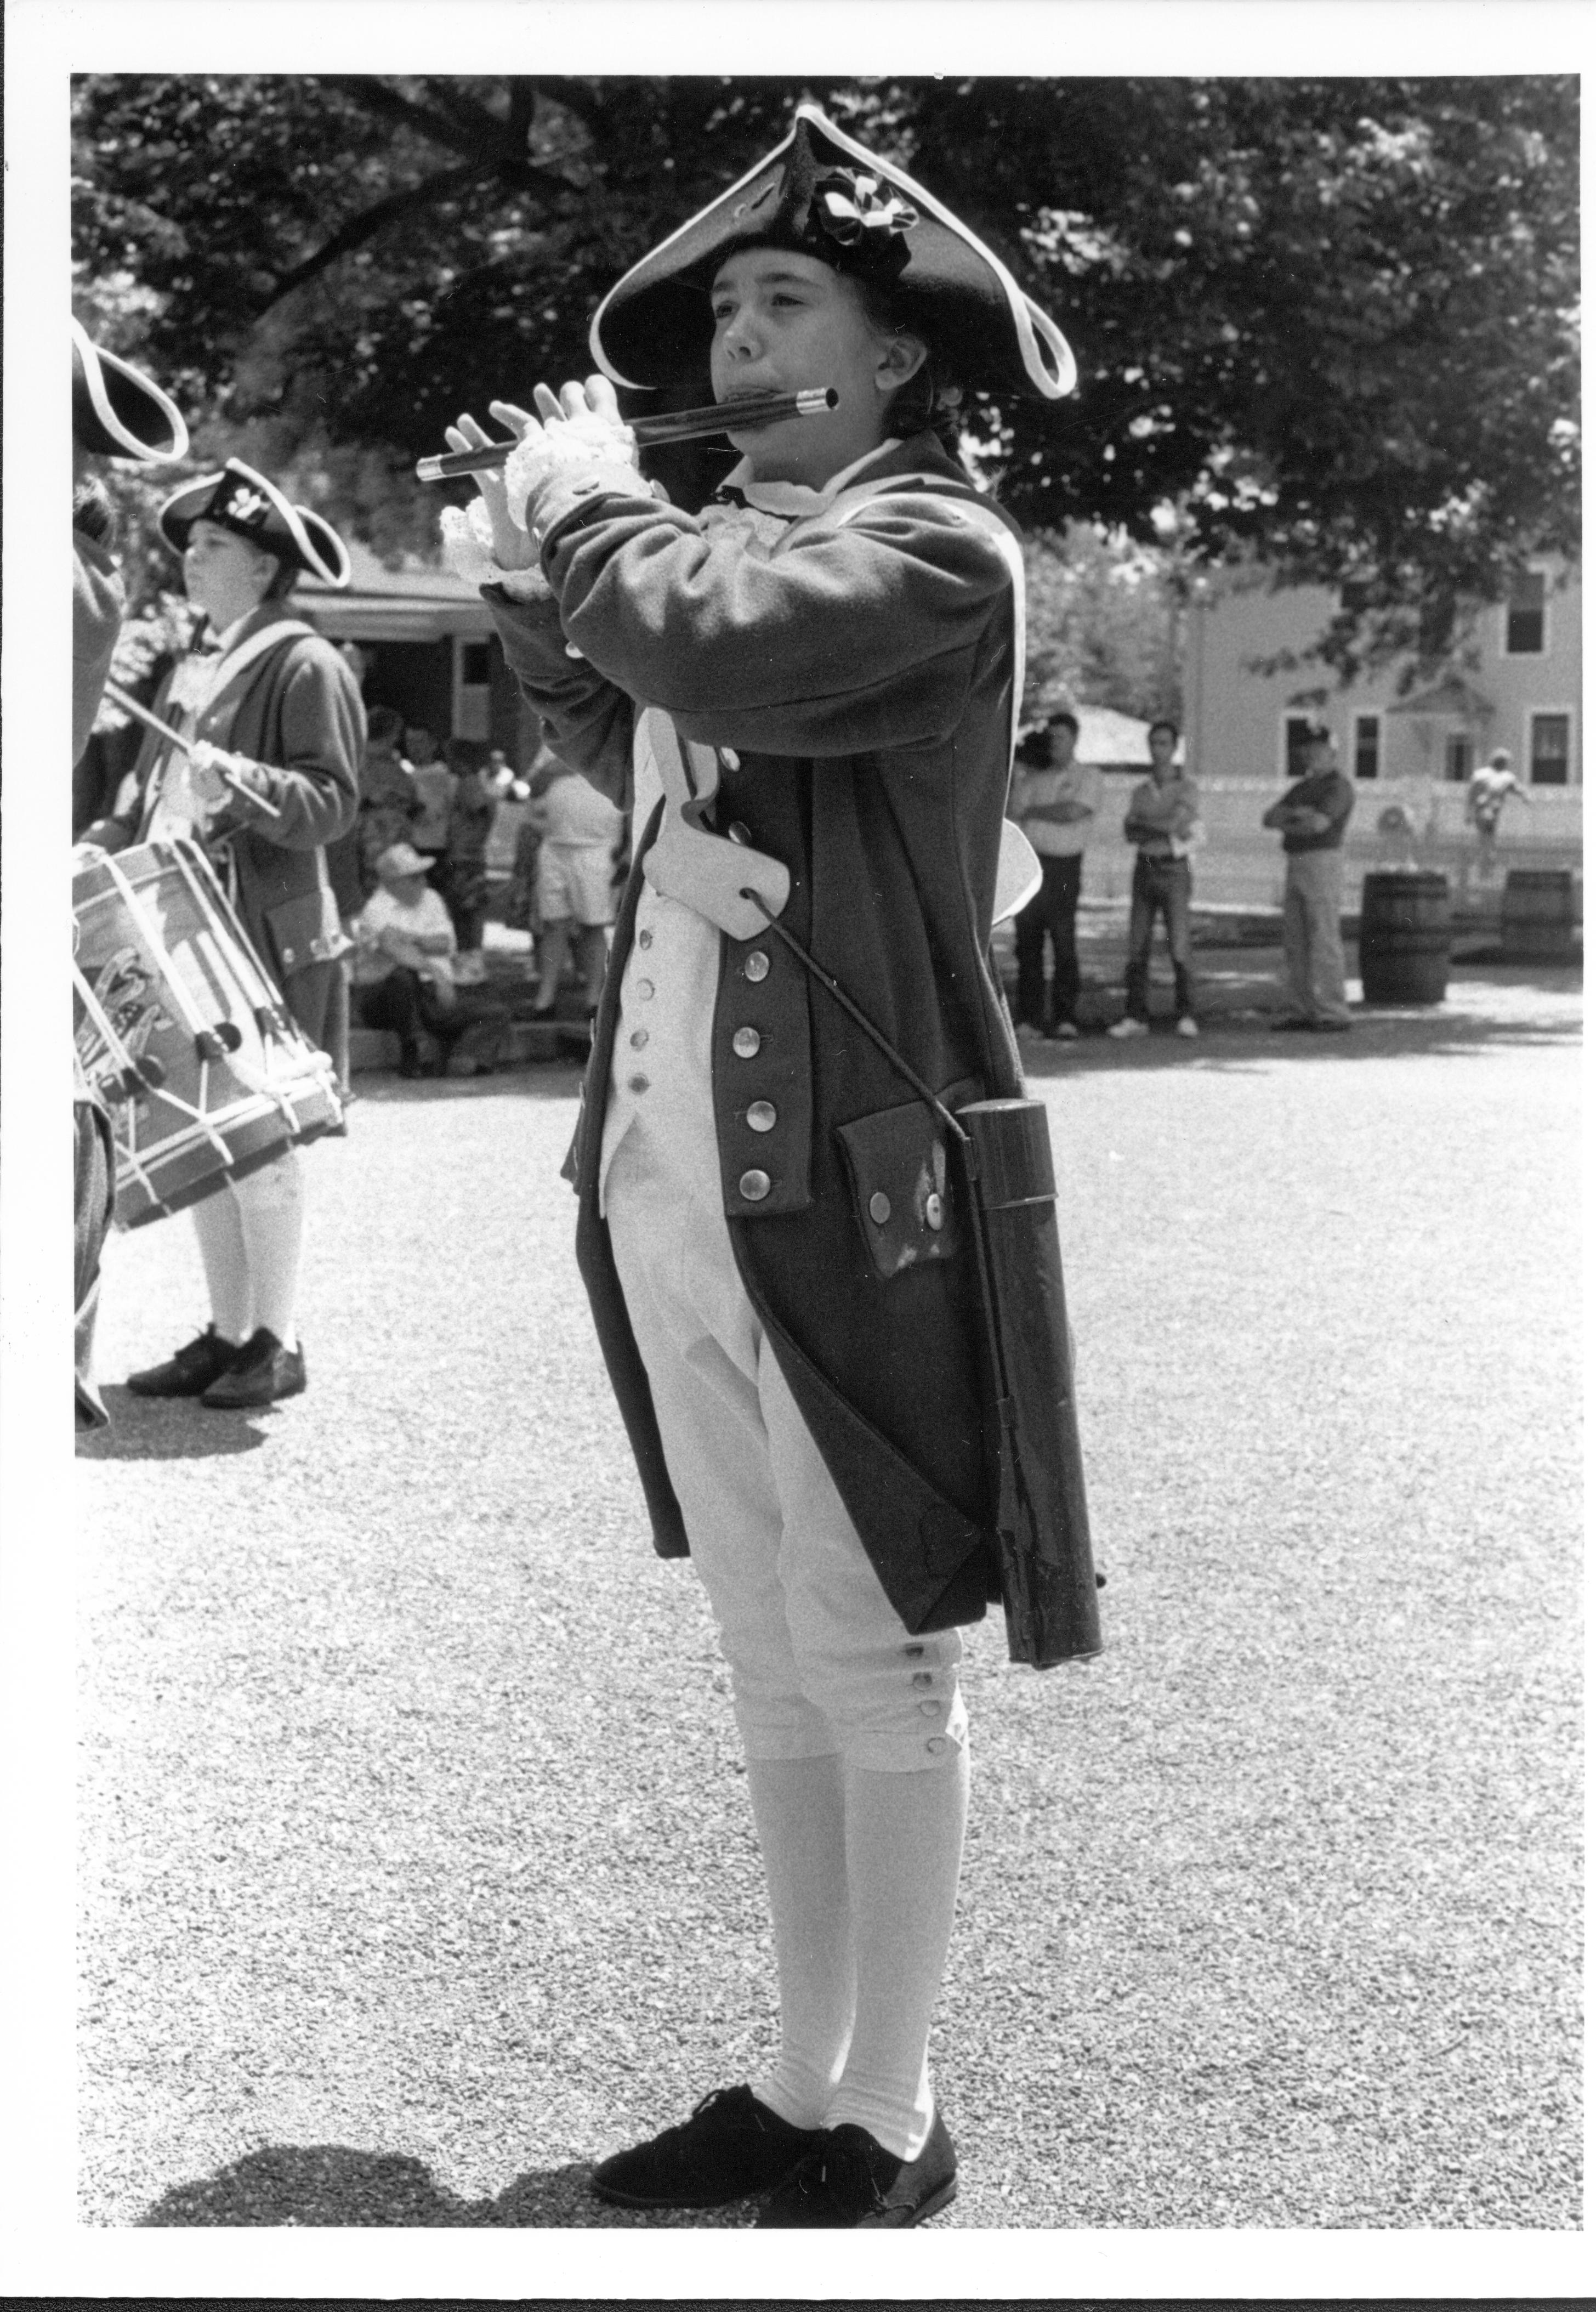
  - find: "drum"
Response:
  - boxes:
[72,837,344,1228]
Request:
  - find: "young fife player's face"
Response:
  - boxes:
[182,519,277,627]
[709,248,924,489]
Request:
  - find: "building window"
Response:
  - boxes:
[1443,733,1474,783]
[453,637,493,741]
[1529,712,1571,785]
[1283,717,1320,779]
[1505,570,1547,656]
[1353,715,1381,780]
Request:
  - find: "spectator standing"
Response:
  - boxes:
[1107,719,1203,1039]
[1009,707,1100,1041]
[1263,723,1355,1033]
[528,754,625,1019]
[353,840,508,1076]
[405,724,455,889]
[1466,747,1527,879]
[441,736,498,978]
[355,706,420,897]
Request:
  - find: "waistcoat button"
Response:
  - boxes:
[638,929,654,949]
[635,978,655,1000]
[732,1026,762,1059]
[728,821,752,846]
[868,1191,892,1225]
[744,950,770,983]
[628,1074,649,1094]
[629,1029,649,1050]
[739,1169,771,1202]
[746,1101,776,1132]
[720,749,741,772]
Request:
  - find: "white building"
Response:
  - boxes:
[1177,563,1582,910]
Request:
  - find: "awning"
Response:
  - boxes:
[1387,675,1495,723]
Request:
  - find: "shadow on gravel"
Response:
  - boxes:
[137,2142,753,2227]
[76,1389,271,1460]
[1021,996,1581,1077]
[353,1066,585,1106]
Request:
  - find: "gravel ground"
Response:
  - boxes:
[76,965,1582,2232]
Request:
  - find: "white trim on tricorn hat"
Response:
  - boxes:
[157,458,351,587]
[72,317,189,463]
[589,102,1076,405]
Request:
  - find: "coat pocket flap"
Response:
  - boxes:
[836,1088,976,1282]
[264,886,348,977]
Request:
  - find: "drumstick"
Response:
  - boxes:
[416,386,838,482]
[102,679,284,822]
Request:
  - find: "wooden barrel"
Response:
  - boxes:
[1358,871,1451,1005]
[1501,869,1578,962]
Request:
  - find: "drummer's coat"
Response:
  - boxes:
[83,603,363,1046]
[487,432,1026,1634]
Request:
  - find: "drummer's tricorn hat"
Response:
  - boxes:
[590,102,1076,403]
[72,317,189,463]
[157,458,352,587]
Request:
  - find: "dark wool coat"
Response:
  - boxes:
[489,432,1027,1635]
[73,529,125,766]
[83,604,364,1047]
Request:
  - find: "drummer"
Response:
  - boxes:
[72,316,190,1430]
[78,460,364,1409]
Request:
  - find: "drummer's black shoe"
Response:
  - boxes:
[126,1325,240,1398]
[754,2113,958,2228]
[590,2085,820,2209]
[200,1328,306,1409]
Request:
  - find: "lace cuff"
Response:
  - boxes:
[439,501,550,600]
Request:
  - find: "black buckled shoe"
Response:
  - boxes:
[126,1325,240,1398]
[754,2112,958,2228]
[200,1329,306,1409]
[590,2085,820,2210]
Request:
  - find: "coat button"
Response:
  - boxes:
[739,1169,771,1202]
[628,1074,649,1094]
[720,749,741,772]
[629,1029,649,1049]
[868,1191,891,1225]
[746,1100,776,1132]
[924,1192,945,1229]
[638,929,654,949]
[732,1026,762,1059]
[744,950,770,983]
[728,821,752,846]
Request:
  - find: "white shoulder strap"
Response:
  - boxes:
[828,475,1040,922]
[198,617,316,724]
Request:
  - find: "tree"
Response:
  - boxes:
[73,74,1578,675]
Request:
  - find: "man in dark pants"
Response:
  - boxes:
[1009,708,1100,1042]
[1108,719,1202,1040]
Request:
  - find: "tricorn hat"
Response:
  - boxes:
[158,458,351,587]
[590,103,1075,404]
[72,317,189,463]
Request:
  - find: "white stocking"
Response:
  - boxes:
[827,1747,970,2160]
[191,1186,252,1345]
[745,1752,855,2130]
[229,1147,305,1350]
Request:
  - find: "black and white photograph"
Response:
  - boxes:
[2,0,1586,2296]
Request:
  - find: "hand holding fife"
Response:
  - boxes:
[439,378,637,571]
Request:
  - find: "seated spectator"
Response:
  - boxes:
[441,736,498,975]
[353,841,508,1078]
[527,755,626,1019]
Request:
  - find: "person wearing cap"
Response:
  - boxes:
[71,317,190,1431]
[1009,706,1100,1041]
[78,458,364,1406]
[352,838,509,1076]
[438,105,1076,2226]
[1263,723,1356,1032]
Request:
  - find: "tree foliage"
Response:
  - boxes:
[73,73,1578,672]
